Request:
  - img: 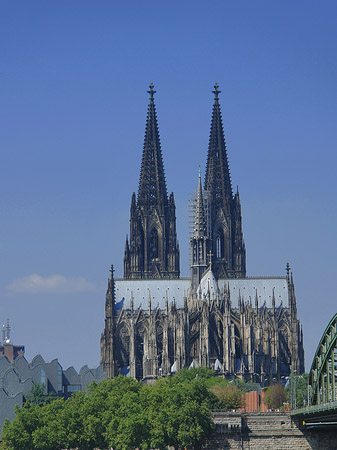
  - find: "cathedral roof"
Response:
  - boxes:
[115,278,190,310]
[115,276,289,309]
[197,268,218,298]
[217,277,288,308]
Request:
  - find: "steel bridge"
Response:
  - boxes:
[291,313,337,429]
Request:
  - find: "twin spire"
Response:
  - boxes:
[138,81,231,213]
[205,82,233,211]
[124,83,245,281]
[137,82,168,211]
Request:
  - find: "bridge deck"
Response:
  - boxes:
[291,400,337,417]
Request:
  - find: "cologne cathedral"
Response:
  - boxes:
[100,83,305,383]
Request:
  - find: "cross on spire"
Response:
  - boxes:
[147,82,156,100]
[212,82,221,100]
[208,250,214,270]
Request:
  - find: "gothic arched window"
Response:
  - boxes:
[150,228,159,260]
[216,229,224,258]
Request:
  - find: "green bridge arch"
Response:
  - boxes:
[308,313,337,405]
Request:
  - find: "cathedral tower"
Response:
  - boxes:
[124,84,180,279]
[204,84,246,278]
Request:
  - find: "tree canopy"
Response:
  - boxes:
[2,375,217,450]
[264,383,286,410]
[2,369,272,449]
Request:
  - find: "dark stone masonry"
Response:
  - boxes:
[205,412,336,450]
[101,84,305,383]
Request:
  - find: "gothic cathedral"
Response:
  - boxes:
[100,84,305,383]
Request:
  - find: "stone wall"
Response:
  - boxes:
[204,412,336,450]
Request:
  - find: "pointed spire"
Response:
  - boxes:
[194,166,207,237]
[286,262,291,281]
[205,83,232,207]
[234,185,240,205]
[105,264,115,317]
[108,264,115,297]
[165,290,169,314]
[130,192,136,214]
[137,83,168,210]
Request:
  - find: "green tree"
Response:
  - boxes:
[264,383,286,409]
[31,399,66,450]
[210,383,242,410]
[145,376,215,450]
[171,367,215,383]
[104,378,149,450]
[2,403,42,450]
[24,383,56,406]
[2,374,217,450]
[285,373,309,408]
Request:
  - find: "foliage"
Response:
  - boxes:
[145,376,215,450]
[264,383,286,409]
[2,374,216,450]
[285,373,309,408]
[171,367,215,382]
[232,378,259,393]
[24,383,56,406]
[210,382,242,410]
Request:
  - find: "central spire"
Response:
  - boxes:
[194,167,207,238]
[137,83,168,212]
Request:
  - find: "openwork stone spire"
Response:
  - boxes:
[137,83,168,212]
[191,168,210,290]
[204,84,246,279]
[124,84,180,279]
[205,83,233,212]
[194,167,207,238]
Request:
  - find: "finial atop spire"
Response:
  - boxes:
[212,82,221,100]
[286,262,290,280]
[198,164,201,178]
[147,82,156,100]
[110,264,114,280]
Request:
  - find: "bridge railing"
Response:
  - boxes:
[290,400,337,417]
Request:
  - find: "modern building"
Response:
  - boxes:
[0,344,106,431]
[100,84,305,383]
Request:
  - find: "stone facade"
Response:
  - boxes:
[206,412,337,450]
[100,84,305,382]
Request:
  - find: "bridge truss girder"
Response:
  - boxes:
[309,313,337,405]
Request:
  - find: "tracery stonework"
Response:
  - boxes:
[100,84,305,382]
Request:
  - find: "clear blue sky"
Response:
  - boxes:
[1,1,336,372]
